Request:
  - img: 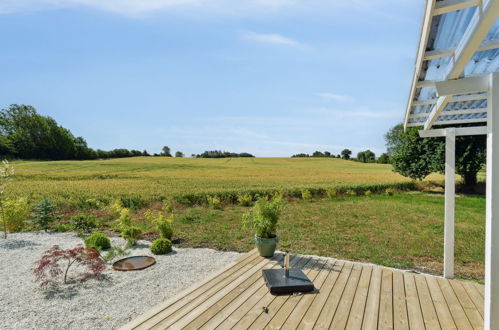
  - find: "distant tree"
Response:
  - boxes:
[142,150,150,156]
[291,153,309,158]
[357,150,376,163]
[175,151,184,158]
[336,154,341,158]
[377,153,390,164]
[196,150,254,158]
[191,154,196,158]
[161,146,172,157]
[324,151,331,157]
[312,151,324,157]
[341,149,352,160]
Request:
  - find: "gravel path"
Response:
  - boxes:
[0,232,241,330]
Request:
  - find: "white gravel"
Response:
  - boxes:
[0,232,241,330]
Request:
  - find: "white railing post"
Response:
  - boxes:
[485,72,499,329]
[444,127,456,279]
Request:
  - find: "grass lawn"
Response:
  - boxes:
[155,192,485,280]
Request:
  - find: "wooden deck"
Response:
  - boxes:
[121,249,484,329]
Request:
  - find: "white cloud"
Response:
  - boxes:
[317,93,353,103]
[241,32,300,47]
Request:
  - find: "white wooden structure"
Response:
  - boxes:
[405,1,499,328]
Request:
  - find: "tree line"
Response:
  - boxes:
[291,149,390,164]
[0,105,155,160]
[0,105,256,161]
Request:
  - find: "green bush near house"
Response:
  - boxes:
[85,232,111,250]
[150,238,172,255]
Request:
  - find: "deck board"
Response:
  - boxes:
[120,250,484,330]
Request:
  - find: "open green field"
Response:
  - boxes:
[12,157,438,207]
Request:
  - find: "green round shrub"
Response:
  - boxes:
[150,238,172,255]
[84,232,111,251]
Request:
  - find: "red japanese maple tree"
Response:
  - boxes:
[34,245,106,286]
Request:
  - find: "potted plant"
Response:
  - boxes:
[242,195,284,257]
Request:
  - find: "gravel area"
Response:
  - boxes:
[0,232,241,330]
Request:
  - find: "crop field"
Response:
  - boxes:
[11,157,440,207]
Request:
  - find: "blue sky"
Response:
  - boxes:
[0,0,423,157]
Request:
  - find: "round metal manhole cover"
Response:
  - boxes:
[112,256,156,271]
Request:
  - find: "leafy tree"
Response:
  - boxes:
[142,150,150,156]
[291,153,309,158]
[341,149,352,160]
[357,150,376,163]
[312,151,325,157]
[324,151,331,157]
[175,151,184,158]
[385,124,486,187]
[161,146,172,157]
[377,153,390,164]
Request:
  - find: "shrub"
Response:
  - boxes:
[346,189,357,197]
[364,190,372,196]
[71,213,96,235]
[52,224,72,232]
[242,196,284,238]
[117,208,132,228]
[34,245,106,286]
[385,188,395,196]
[162,198,174,213]
[0,160,14,239]
[326,188,338,200]
[207,196,222,210]
[237,193,253,207]
[145,211,174,239]
[150,238,172,255]
[121,226,142,246]
[84,233,111,251]
[107,199,123,218]
[3,197,30,232]
[31,196,58,232]
[301,189,312,201]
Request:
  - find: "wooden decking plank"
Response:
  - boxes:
[230,257,312,330]
[295,262,345,330]
[437,277,473,330]
[248,258,321,330]
[378,269,394,330]
[345,266,372,330]
[280,260,338,330]
[197,256,298,330]
[474,283,484,298]
[415,273,441,329]
[158,256,274,329]
[313,261,355,329]
[120,249,259,330]
[264,259,328,329]
[449,280,483,329]
[184,254,285,330]
[214,256,305,330]
[361,266,382,330]
[392,270,409,330]
[461,282,484,318]
[403,272,425,330]
[330,264,363,329]
[426,276,457,330]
